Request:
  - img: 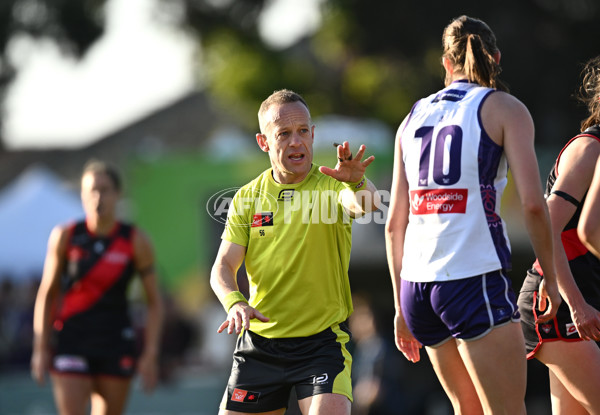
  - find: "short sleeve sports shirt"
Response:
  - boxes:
[222,164,354,338]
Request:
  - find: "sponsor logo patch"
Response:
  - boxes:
[410,189,468,214]
[67,246,88,261]
[231,388,260,403]
[312,373,329,385]
[54,355,88,372]
[565,323,578,336]
[278,189,295,201]
[104,251,129,264]
[432,89,467,103]
[206,187,279,226]
[120,355,135,371]
[251,212,274,227]
[540,324,552,334]
[251,212,275,239]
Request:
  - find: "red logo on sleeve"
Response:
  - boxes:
[410,189,468,214]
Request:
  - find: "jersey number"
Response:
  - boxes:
[416,125,463,186]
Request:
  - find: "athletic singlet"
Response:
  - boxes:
[531,126,600,306]
[222,164,354,338]
[52,221,138,355]
[400,80,510,282]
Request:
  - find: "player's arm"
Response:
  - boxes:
[547,137,600,341]
[31,224,68,385]
[133,228,164,393]
[210,240,268,335]
[578,157,600,258]
[490,92,561,323]
[385,119,421,362]
[319,141,380,217]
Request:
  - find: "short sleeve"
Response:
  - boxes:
[221,188,250,247]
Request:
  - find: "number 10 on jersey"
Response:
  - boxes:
[415,125,463,187]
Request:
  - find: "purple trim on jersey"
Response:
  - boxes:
[476,90,511,270]
[403,100,420,134]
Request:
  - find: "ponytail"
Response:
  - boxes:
[442,16,508,92]
[463,34,507,91]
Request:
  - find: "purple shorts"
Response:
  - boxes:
[401,270,520,346]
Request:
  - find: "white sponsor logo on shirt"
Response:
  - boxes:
[105,251,129,264]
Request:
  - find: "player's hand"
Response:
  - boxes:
[569,300,600,341]
[535,278,561,324]
[319,141,374,183]
[394,311,422,363]
[137,352,159,394]
[31,348,50,385]
[217,302,269,335]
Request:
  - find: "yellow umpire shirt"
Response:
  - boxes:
[222,164,354,338]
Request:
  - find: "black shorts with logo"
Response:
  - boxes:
[220,322,353,413]
[518,269,598,358]
[50,324,138,378]
[50,353,137,378]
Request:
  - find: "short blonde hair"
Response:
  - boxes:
[258,89,310,133]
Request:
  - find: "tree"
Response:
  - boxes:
[1,0,599,148]
[168,0,600,146]
[0,0,107,149]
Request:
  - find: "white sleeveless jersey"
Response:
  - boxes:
[400,80,510,282]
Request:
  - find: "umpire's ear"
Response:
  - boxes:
[256,133,269,152]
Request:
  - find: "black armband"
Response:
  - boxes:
[549,190,580,207]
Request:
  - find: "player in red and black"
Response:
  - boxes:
[31,160,163,415]
[518,56,600,414]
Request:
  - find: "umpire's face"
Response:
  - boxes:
[256,101,315,184]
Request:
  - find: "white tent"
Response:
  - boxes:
[0,166,83,281]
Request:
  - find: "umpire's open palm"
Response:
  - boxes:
[319,141,374,183]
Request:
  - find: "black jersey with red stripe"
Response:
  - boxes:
[532,126,600,308]
[52,220,138,356]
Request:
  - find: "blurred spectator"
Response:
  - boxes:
[159,294,197,384]
[0,278,38,372]
[198,297,236,370]
[0,279,15,370]
[350,294,407,415]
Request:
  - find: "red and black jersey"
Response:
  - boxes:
[532,126,600,309]
[52,220,138,356]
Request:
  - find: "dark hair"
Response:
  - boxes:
[442,15,508,92]
[578,56,600,131]
[82,159,122,191]
[258,89,310,133]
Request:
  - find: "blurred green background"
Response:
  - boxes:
[1,0,599,413]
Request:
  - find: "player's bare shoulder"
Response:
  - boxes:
[47,223,72,254]
[481,90,533,146]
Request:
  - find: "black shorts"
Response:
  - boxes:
[518,270,587,358]
[50,353,137,378]
[220,322,353,413]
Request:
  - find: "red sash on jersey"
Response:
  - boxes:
[56,236,133,323]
